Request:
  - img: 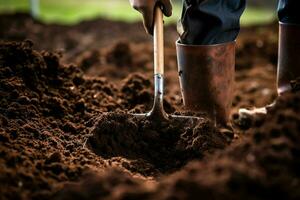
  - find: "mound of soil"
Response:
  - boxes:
[87,112,228,174]
[0,40,111,200]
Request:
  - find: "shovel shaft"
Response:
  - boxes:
[154,7,164,75]
[148,6,168,120]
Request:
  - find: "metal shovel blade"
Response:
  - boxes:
[131,74,200,126]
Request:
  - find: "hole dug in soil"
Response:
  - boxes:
[86,112,230,175]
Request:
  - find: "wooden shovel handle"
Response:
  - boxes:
[153,6,164,75]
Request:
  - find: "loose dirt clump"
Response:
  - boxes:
[87,112,228,174]
[76,50,101,72]
[106,42,133,67]
[118,73,153,111]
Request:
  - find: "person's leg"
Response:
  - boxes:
[278,0,299,25]
[176,0,246,125]
[178,0,246,45]
[239,0,300,121]
[277,0,300,95]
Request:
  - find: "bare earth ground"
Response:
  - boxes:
[1,13,300,200]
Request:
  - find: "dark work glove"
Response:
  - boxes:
[129,0,172,35]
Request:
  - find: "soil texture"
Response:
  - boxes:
[1,13,298,200]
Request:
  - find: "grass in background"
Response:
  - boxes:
[0,0,276,26]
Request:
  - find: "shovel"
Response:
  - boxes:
[132,6,200,125]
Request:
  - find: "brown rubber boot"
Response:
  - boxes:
[277,23,300,95]
[176,41,235,126]
[239,23,300,118]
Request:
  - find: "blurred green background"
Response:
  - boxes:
[0,0,277,26]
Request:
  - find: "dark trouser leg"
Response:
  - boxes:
[176,0,246,125]
[277,0,300,95]
[278,0,300,24]
[178,0,246,45]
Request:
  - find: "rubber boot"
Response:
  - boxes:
[176,41,235,126]
[239,23,300,118]
[277,23,300,95]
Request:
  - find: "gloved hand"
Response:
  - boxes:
[129,0,172,35]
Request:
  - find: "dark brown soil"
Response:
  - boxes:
[87,112,228,175]
[55,80,300,200]
[1,13,298,200]
[0,40,228,200]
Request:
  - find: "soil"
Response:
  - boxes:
[87,112,228,175]
[0,13,298,200]
[55,81,300,200]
